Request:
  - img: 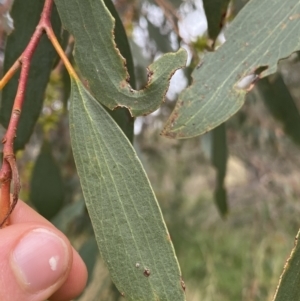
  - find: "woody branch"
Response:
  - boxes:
[0,0,54,227]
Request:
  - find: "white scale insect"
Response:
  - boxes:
[236,74,259,91]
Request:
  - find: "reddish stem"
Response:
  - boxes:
[0,0,54,227]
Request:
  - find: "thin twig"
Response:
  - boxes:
[153,0,180,36]
[45,27,79,80]
[0,162,11,227]
[0,0,80,227]
[0,0,54,227]
[0,58,21,90]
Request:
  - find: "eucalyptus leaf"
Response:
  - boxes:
[273,229,300,301]
[202,0,230,42]
[162,0,300,139]
[54,0,187,117]
[30,141,65,220]
[69,78,185,301]
[103,0,135,89]
[51,200,85,233]
[0,0,61,150]
[102,0,135,143]
[232,0,251,15]
[256,73,300,146]
[212,123,228,216]
[78,237,99,287]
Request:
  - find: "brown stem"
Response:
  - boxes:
[0,162,12,228]
[153,0,180,36]
[0,0,54,227]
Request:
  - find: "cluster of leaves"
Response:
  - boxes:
[1,0,300,300]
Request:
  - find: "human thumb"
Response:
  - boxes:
[0,223,72,301]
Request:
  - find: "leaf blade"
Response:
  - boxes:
[273,229,300,301]
[54,0,187,116]
[102,0,135,143]
[212,124,228,216]
[256,73,300,146]
[162,0,300,138]
[203,0,230,42]
[70,79,185,301]
[30,141,65,220]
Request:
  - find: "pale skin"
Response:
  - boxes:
[0,200,88,301]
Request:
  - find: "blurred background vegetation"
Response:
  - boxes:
[2,0,300,300]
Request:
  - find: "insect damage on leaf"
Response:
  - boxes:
[161,0,300,139]
[235,74,259,91]
[143,268,151,277]
[54,0,187,117]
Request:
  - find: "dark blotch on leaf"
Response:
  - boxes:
[143,268,151,277]
[181,279,186,291]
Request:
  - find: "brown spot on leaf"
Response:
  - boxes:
[289,14,300,20]
[161,130,176,138]
[143,268,151,277]
[147,67,154,79]
[196,61,203,69]
[120,80,127,89]
[83,79,90,90]
[181,278,186,291]
[179,101,184,107]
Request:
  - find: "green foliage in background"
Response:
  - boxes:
[30,140,64,219]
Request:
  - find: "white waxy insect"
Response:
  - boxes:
[236,74,258,90]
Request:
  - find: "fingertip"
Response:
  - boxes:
[0,223,73,301]
[8,200,88,300]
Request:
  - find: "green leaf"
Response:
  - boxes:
[202,0,230,42]
[61,64,71,109]
[51,200,85,233]
[69,79,185,301]
[256,73,300,146]
[162,0,300,139]
[54,0,187,116]
[103,0,136,90]
[0,0,62,151]
[273,229,300,301]
[30,141,65,220]
[78,237,99,287]
[105,106,134,144]
[232,0,251,15]
[102,0,135,143]
[212,124,228,216]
